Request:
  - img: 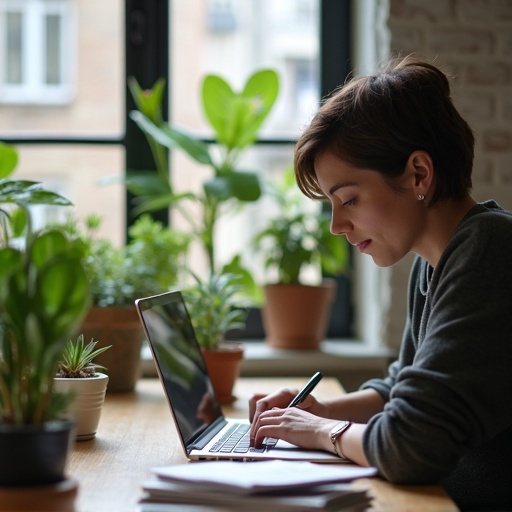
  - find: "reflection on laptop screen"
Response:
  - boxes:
[137,293,223,446]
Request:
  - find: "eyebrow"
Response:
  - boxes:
[328,181,358,195]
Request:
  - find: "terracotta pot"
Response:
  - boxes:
[53,373,109,441]
[201,343,244,404]
[262,280,337,350]
[0,420,74,487]
[79,306,144,392]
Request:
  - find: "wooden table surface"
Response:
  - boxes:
[68,378,458,512]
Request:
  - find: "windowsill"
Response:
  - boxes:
[142,340,396,392]
[240,339,394,369]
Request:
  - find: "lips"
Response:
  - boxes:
[357,240,371,252]
[348,239,371,252]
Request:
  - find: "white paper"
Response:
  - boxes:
[152,460,377,494]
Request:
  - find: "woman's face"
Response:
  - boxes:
[314,151,426,267]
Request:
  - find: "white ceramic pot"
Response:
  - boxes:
[53,373,109,441]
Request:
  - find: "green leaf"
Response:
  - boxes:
[0,180,72,206]
[161,125,213,166]
[0,143,18,179]
[131,192,195,216]
[0,247,22,284]
[238,69,279,146]
[125,172,173,196]
[35,256,90,340]
[221,255,263,305]
[202,69,279,150]
[225,171,261,201]
[128,76,165,124]
[201,74,235,147]
[203,172,261,202]
[130,111,213,166]
[10,207,28,237]
[31,230,70,270]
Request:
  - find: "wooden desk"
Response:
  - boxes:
[68,378,458,512]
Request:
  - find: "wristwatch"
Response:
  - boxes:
[330,421,352,459]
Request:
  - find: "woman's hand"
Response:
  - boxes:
[250,404,338,452]
[249,387,332,449]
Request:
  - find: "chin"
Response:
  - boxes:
[370,254,400,268]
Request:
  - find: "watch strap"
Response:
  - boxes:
[329,421,352,459]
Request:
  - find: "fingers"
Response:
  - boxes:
[250,408,286,447]
[248,393,268,423]
[249,388,297,444]
[249,388,297,423]
[250,406,328,450]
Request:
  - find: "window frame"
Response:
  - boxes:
[1,0,354,338]
[0,0,75,105]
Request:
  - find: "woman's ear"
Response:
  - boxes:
[406,150,434,199]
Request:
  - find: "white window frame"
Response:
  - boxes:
[0,0,75,104]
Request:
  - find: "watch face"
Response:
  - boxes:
[331,421,351,440]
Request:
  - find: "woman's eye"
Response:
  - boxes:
[343,197,356,207]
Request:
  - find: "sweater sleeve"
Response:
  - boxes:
[361,215,512,485]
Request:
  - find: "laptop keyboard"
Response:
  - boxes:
[209,423,251,453]
[208,423,278,454]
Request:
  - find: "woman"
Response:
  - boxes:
[249,56,512,511]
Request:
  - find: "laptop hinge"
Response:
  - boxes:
[188,417,227,451]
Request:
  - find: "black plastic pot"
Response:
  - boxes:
[0,419,74,487]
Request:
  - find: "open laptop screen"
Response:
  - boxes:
[136,292,223,446]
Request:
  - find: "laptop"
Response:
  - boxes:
[134,290,342,463]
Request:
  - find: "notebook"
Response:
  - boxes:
[134,290,342,463]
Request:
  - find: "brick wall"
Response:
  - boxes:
[379,0,512,348]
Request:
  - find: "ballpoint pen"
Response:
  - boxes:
[288,371,324,407]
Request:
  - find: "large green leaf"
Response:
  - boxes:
[0,247,22,284]
[0,180,72,206]
[35,255,90,340]
[203,171,261,202]
[131,192,195,216]
[125,171,173,196]
[202,69,279,150]
[130,111,213,166]
[31,230,70,270]
[201,75,235,147]
[221,254,263,305]
[237,69,279,147]
[0,143,18,179]
[10,207,28,237]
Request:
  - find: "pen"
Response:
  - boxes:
[287,371,323,407]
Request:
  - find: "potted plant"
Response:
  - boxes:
[0,142,89,499]
[62,213,191,392]
[118,70,278,390]
[54,334,111,441]
[126,68,279,282]
[253,168,350,350]
[182,272,248,404]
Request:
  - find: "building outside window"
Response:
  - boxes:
[0,0,75,104]
[0,0,356,339]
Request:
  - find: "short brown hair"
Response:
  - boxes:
[294,55,474,205]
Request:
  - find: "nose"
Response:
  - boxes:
[330,208,352,236]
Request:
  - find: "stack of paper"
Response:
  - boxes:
[138,460,377,511]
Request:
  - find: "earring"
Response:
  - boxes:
[418,194,425,200]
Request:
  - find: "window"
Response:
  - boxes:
[163,0,352,337]
[0,0,124,244]
[0,0,75,104]
[1,0,354,338]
